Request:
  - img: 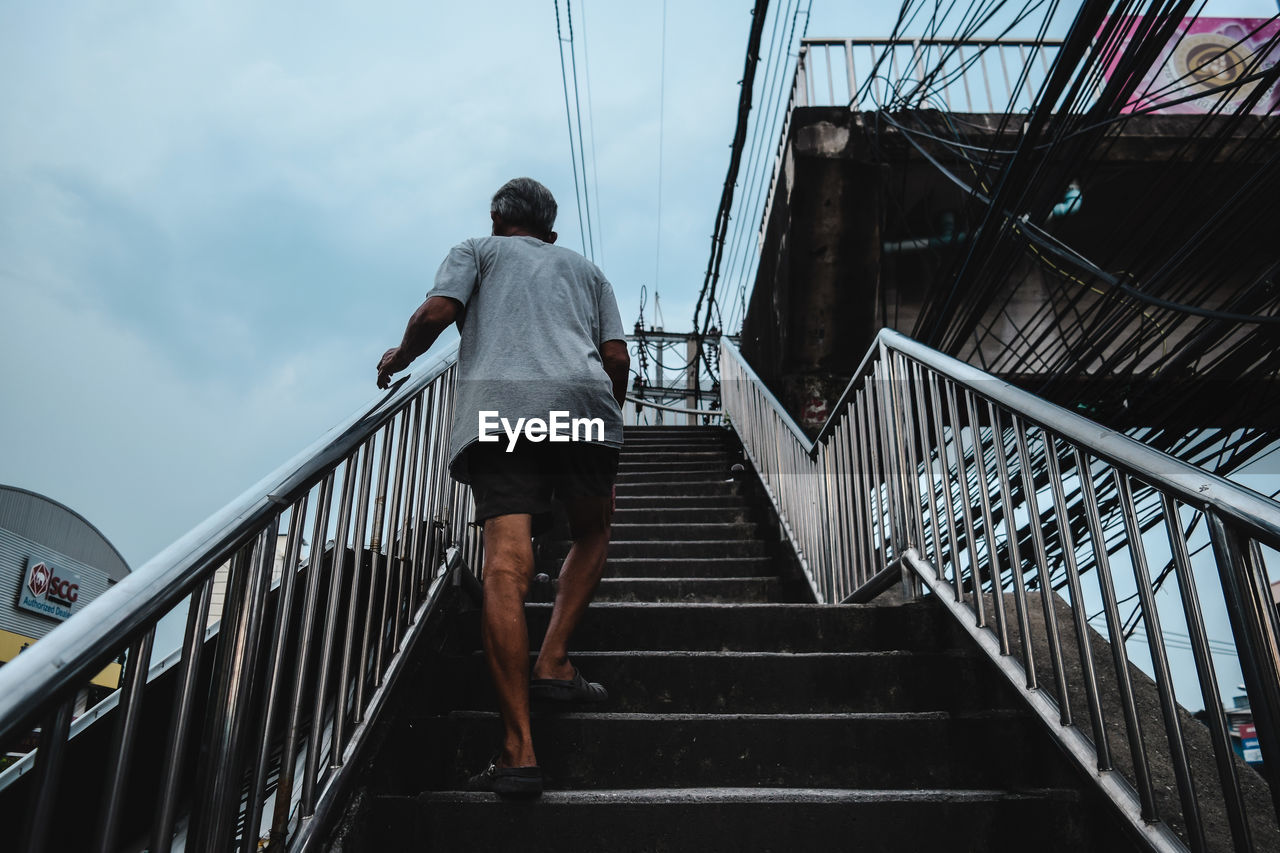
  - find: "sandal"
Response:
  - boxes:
[529,666,608,703]
[467,757,543,798]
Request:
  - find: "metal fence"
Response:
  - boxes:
[720,330,1280,852]
[758,36,1063,249]
[0,340,480,852]
[795,37,1063,112]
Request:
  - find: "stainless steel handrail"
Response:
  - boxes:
[0,340,481,852]
[720,329,1280,853]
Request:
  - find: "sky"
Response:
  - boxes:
[0,0,1273,582]
[0,0,817,565]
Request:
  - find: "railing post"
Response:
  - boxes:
[877,341,919,600]
[795,46,809,108]
[1208,512,1280,826]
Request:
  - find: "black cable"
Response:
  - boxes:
[554,0,589,256]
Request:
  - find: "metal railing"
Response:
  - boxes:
[758,36,1063,247]
[795,37,1063,112]
[0,340,480,852]
[720,330,1280,852]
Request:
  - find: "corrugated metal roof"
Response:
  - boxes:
[0,485,128,580]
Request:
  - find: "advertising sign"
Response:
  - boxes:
[1099,17,1280,115]
[16,557,82,621]
[1240,722,1262,765]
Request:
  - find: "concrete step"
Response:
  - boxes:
[613,491,748,508]
[551,539,768,560]
[607,521,758,541]
[375,788,1100,852]
[610,506,752,524]
[616,460,737,475]
[526,576,779,604]
[621,437,731,448]
[619,443,733,455]
[515,601,957,652]
[617,449,736,462]
[600,556,776,578]
[586,577,780,603]
[447,601,954,654]
[623,427,729,437]
[615,470,738,485]
[399,709,1071,792]
[421,649,1010,714]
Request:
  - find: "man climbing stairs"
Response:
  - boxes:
[342,426,1138,852]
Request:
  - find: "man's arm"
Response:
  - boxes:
[600,339,630,408]
[376,295,461,388]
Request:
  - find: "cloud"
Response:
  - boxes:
[0,268,378,565]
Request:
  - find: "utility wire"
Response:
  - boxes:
[579,0,605,264]
[554,0,589,257]
[564,0,597,261]
[655,0,667,296]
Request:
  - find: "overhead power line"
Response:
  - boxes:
[553,0,599,262]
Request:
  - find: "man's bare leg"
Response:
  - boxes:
[532,495,612,681]
[480,513,538,768]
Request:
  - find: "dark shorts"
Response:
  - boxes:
[467,439,620,536]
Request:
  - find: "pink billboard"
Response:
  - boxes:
[1100,17,1280,114]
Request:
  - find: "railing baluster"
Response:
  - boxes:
[825,43,835,105]
[964,390,1008,648]
[338,440,375,756]
[152,576,214,853]
[1163,494,1253,850]
[1012,418,1071,722]
[410,387,435,609]
[958,45,974,111]
[1076,455,1157,820]
[998,44,1013,106]
[245,498,308,853]
[1208,513,1280,827]
[393,396,423,648]
[19,698,74,853]
[192,523,278,851]
[846,396,870,589]
[944,381,985,626]
[307,450,361,806]
[926,373,962,601]
[1116,473,1205,849]
[844,39,857,107]
[979,50,994,111]
[272,473,335,840]
[894,354,926,569]
[911,362,944,570]
[93,627,155,853]
[988,404,1036,686]
[379,410,412,673]
[356,427,392,722]
[1043,434,1111,766]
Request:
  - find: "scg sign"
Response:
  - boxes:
[18,558,82,622]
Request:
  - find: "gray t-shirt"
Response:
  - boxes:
[426,235,627,483]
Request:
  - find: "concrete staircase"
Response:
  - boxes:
[342,426,1138,852]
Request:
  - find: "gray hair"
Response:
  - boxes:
[491,177,557,236]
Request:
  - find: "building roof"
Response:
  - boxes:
[0,485,129,581]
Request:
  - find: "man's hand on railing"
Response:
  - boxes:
[377,346,412,389]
